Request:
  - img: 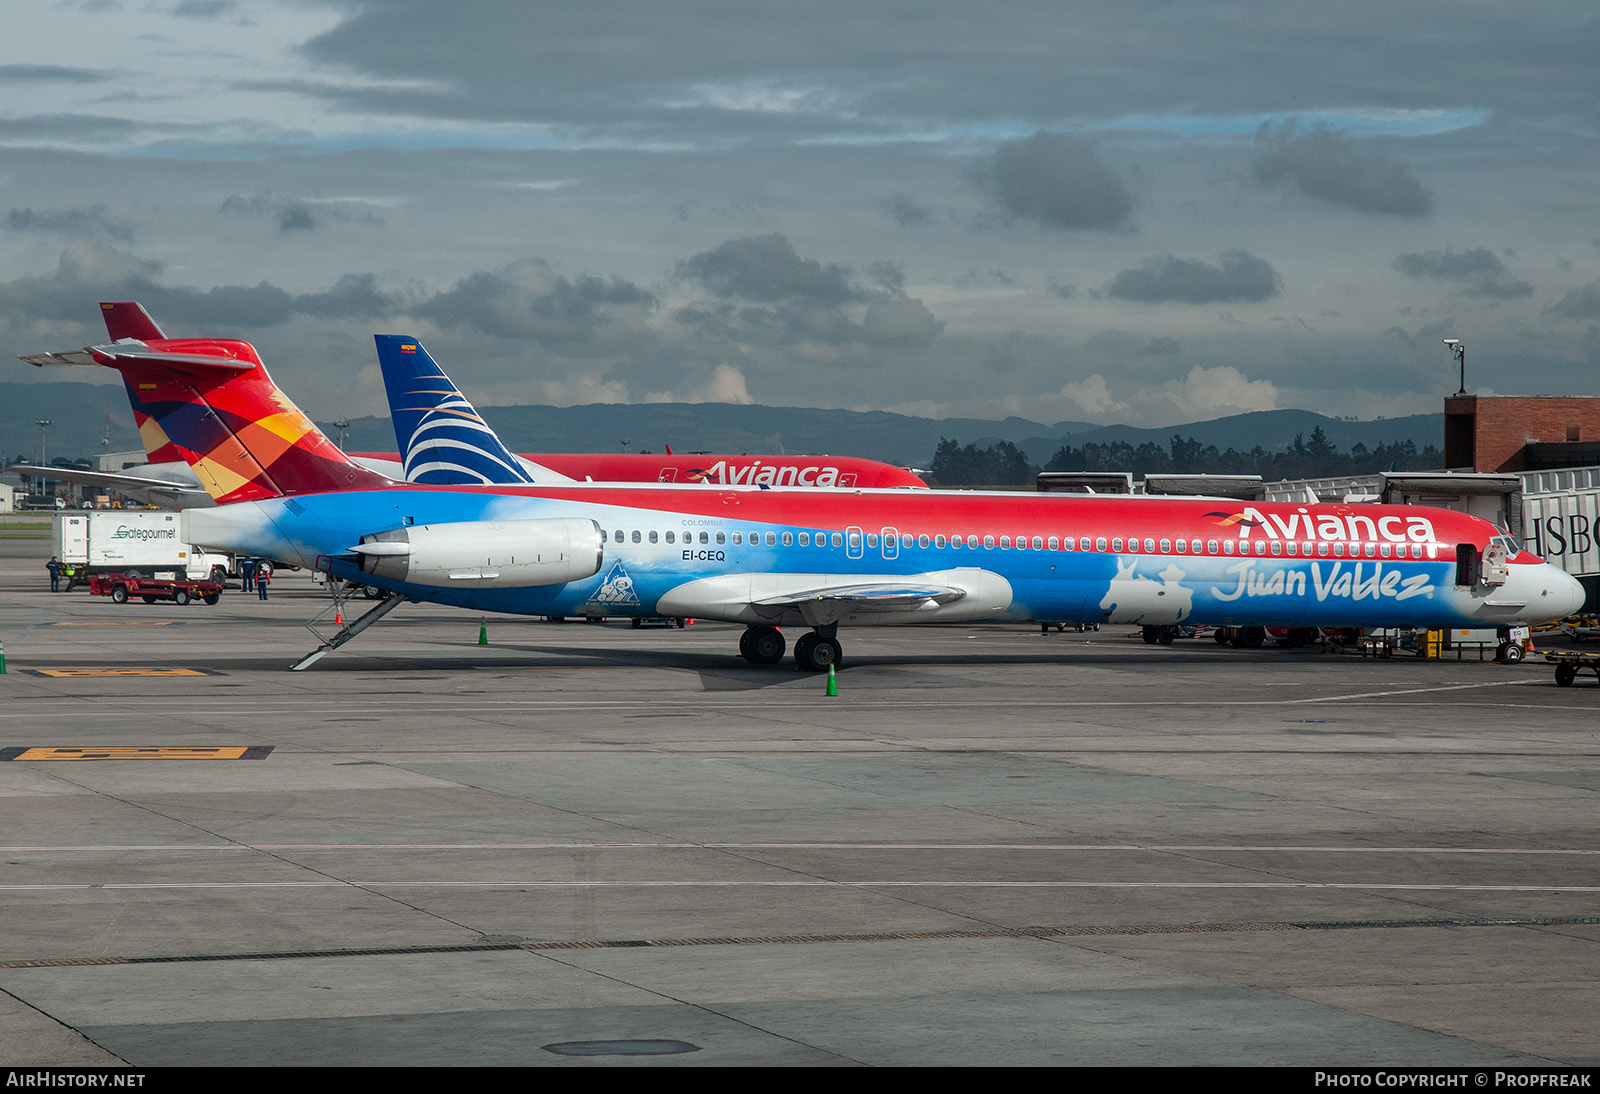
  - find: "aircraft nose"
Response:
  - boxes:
[1554,567,1587,618]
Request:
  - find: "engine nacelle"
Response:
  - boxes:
[353,518,603,588]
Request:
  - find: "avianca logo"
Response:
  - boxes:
[1223,506,1438,544]
[683,460,844,487]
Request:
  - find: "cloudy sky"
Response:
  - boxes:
[2,0,1597,430]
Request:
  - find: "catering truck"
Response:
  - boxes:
[53,511,230,584]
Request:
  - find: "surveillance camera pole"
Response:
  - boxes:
[1443,340,1465,395]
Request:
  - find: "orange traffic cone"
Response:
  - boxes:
[334,607,344,626]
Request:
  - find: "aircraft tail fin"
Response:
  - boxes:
[100,301,167,342]
[82,328,394,505]
[375,334,537,485]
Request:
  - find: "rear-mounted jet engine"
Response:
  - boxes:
[351,518,603,588]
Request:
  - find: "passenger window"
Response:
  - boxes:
[1000,536,1011,549]
[1159,539,1171,553]
[1286,542,1297,556]
[1270,541,1282,556]
[732,531,742,544]
[1206,539,1218,554]
[700,532,709,544]
[798,532,809,546]
[1364,543,1376,558]
[867,534,879,548]
[983,536,995,548]
[919,534,931,548]
[1317,542,1328,557]
[1112,538,1124,552]
[782,532,793,546]
[649,530,659,544]
[716,531,726,544]
[1096,537,1107,551]
[1379,543,1391,558]
[613,530,623,542]
[1175,539,1187,553]
[935,535,947,547]
[966,535,977,548]
[1333,542,1345,557]
[1223,540,1235,555]
[831,533,842,547]
[1254,541,1266,555]
[631,530,641,543]
[1035,537,1046,550]
[665,531,675,543]
[1047,537,1058,551]
[1082,537,1092,552]
[950,535,962,549]
[766,532,777,546]
[1144,538,1155,552]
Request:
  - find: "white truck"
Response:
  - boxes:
[53,512,231,583]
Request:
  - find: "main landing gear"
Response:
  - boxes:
[739,624,842,672]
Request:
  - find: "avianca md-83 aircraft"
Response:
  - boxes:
[23,308,1584,671]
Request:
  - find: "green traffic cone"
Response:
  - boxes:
[0,639,7,674]
[478,618,488,645]
[825,663,837,696]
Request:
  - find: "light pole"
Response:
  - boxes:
[332,420,350,451]
[1443,339,1465,395]
[34,419,50,492]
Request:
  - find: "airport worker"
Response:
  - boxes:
[256,566,271,600]
[239,558,255,591]
[47,556,60,592]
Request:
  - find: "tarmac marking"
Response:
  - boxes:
[1,841,1595,855]
[47,621,177,627]
[10,915,1600,968]
[0,746,273,761]
[2,880,1597,892]
[27,668,214,677]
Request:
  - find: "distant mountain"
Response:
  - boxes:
[1016,409,1445,464]
[0,380,1444,469]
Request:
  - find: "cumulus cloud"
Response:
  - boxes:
[987,131,1134,231]
[7,205,134,242]
[1548,280,1600,322]
[220,194,385,234]
[1083,329,1184,358]
[1394,247,1532,298]
[677,233,858,307]
[673,234,942,354]
[1253,121,1433,217]
[416,258,653,347]
[1106,251,1279,304]
[882,192,935,227]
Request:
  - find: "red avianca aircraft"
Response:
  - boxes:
[21,303,1584,671]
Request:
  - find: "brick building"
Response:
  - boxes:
[1444,395,1600,473]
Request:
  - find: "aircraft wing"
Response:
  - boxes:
[752,582,968,612]
[6,464,215,509]
[657,568,1014,627]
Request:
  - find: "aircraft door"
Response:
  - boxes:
[881,526,898,560]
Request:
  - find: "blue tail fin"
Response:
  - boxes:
[374,336,537,485]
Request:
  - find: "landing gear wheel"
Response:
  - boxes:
[1498,642,1525,665]
[1142,626,1158,645]
[794,633,841,672]
[173,589,190,606]
[1232,626,1265,649]
[632,617,643,629]
[1555,662,1578,687]
[741,626,786,665]
[1214,628,1231,645]
[1157,626,1175,645]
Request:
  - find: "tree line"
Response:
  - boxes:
[929,427,1444,486]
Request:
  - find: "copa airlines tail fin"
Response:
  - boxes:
[27,303,395,505]
[376,334,569,485]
